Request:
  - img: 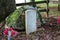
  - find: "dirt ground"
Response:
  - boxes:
[0,7,60,40]
[0,17,60,40]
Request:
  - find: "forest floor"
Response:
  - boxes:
[0,17,60,40]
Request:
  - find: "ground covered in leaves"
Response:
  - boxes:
[0,17,60,40]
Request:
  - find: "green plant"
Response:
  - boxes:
[6,8,22,27]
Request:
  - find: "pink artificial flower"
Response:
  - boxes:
[9,27,13,31]
[3,28,8,35]
[57,17,60,24]
[5,28,8,31]
[3,27,17,36]
[12,30,16,36]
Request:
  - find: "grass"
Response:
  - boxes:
[26,0,58,7]
[49,10,60,17]
[37,3,58,8]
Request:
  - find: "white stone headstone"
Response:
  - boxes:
[25,6,37,35]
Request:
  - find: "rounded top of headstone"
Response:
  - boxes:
[24,6,36,10]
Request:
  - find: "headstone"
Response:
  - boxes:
[25,6,37,34]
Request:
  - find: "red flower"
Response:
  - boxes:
[57,17,60,24]
[12,30,16,36]
[3,29,8,35]
[5,28,8,31]
[3,27,17,36]
[9,27,13,31]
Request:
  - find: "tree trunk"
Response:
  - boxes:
[0,0,16,22]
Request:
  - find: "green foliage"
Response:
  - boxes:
[6,7,23,27]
